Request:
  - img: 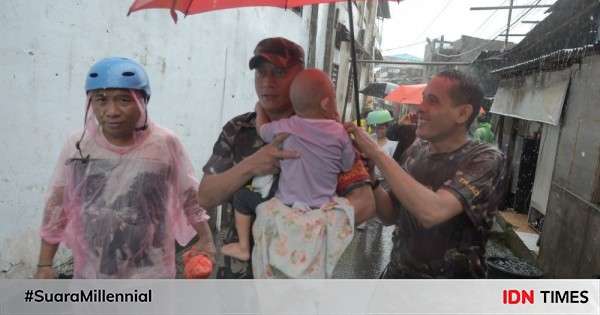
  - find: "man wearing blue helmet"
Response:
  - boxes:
[34,57,215,279]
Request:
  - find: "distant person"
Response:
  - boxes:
[366,110,398,185]
[473,115,495,144]
[386,111,417,162]
[35,57,215,279]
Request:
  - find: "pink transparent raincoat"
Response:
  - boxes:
[40,92,209,278]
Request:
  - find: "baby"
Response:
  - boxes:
[221,69,355,263]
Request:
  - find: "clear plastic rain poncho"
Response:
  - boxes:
[40,91,209,278]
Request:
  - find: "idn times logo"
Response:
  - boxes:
[502,289,589,304]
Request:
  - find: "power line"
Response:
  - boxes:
[470,4,552,10]
[382,40,427,52]
[471,0,510,35]
[480,0,549,40]
[412,0,456,42]
[381,0,457,54]
[435,0,544,58]
[502,0,597,59]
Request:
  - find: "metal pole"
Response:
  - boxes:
[356,59,472,66]
[347,0,362,126]
[470,5,551,10]
[505,0,514,49]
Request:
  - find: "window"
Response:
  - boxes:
[331,63,339,88]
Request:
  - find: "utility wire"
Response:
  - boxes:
[382,40,427,52]
[412,0,456,42]
[435,0,546,58]
[503,0,597,58]
[380,0,456,54]
[471,0,510,35]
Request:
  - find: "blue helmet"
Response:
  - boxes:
[85,57,151,99]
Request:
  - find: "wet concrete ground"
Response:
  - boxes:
[332,218,394,279]
[208,216,395,279]
[55,211,531,279]
[207,212,531,279]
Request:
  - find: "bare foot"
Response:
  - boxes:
[221,242,251,261]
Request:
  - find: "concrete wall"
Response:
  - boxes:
[538,56,600,277]
[0,0,314,277]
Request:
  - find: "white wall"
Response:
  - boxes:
[314,4,331,70]
[0,0,313,277]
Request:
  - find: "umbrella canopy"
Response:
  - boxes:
[129,0,354,17]
[359,82,398,99]
[384,83,426,105]
[128,0,399,126]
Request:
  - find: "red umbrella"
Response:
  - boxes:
[384,83,425,105]
[127,0,398,126]
[129,0,351,19]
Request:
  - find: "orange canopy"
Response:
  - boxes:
[386,83,487,114]
[384,84,426,105]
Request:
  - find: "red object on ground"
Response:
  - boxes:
[384,84,426,106]
[183,251,213,279]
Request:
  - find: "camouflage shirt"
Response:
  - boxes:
[203,112,370,197]
[203,112,265,176]
[385,139,506,278]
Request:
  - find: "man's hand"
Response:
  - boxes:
[35,240,58,279]
[344,122,382,160]
[198,133,299,209]
[189,241,216,264]
[189,221,217,264]
[243,133,300,176]
[34,266,56,279]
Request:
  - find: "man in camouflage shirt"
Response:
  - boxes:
[347,70,505,278]
[198,37,375,277]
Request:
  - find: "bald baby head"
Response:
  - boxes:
[289,69,338,120]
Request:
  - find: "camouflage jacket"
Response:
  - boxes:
[385,139,506,278]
